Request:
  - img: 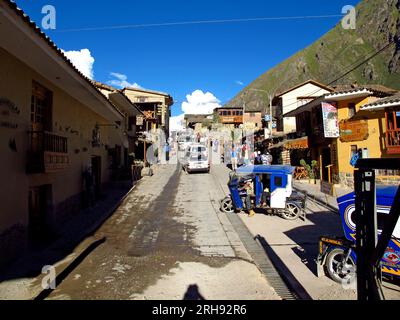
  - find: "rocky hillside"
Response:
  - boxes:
[226,0,400,110]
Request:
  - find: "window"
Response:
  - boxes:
[31,81,52,131]
[348,103,356,118]
[274,176,283,187]
[385,108,400,152]
[250,113,255,118]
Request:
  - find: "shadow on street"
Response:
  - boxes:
[0,181,133,283]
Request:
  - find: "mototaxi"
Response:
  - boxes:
[220,165,307,220]
[317,185,400,284]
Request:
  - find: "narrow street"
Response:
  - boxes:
[41,163,280,300]
[28,159,400,301]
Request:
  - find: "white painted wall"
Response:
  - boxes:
[281,83,331,133]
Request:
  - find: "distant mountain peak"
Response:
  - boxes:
[226,0,400,109]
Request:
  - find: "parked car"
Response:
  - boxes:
[183,144,210,173]
[184,154,210,173]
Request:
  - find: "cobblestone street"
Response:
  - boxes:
[36,164,279,300]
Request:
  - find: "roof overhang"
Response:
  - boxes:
[0,1,122,122]
[108,91,144,116]
[283,96,325,117]
[325,89,373,101]
[361,101,400,111]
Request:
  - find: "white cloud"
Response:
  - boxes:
[181,90,221,115]
[62,48,95,79]
[236,80,244,86]
[108,72,141,89]
[169,113,185,132]
[169,90,221,132]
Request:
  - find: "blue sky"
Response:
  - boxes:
[16,0,359,121]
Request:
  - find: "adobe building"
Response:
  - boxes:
[0,1,124,267]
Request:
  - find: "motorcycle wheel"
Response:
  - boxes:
[220,197,235,214]
[325,248,356,284]
[281,203,301,220]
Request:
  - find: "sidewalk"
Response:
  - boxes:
[294,180,353,212]
[0,179,138,300]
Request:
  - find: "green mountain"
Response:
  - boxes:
[226,0,400,110]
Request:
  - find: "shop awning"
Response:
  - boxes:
[269,140,286,149]
[284,136,309,150]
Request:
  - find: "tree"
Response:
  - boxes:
[300,159,318,184]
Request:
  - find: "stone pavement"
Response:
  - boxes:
[2,163,279,300]
[0,179,135,300]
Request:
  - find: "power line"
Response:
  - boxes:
[266,39,396,112]
[53,14,344,33]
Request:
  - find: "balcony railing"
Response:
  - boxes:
[27,131,69,173]
[386,129,400,154]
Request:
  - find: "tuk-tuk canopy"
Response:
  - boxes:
[236,165,295,176]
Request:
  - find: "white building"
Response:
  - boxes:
[274,80,333,133]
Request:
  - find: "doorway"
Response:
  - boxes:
[91,156,102,199]
[28,185,52,242]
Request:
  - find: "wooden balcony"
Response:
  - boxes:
[27,131,69,174]
[386,129,400,154]
[220,115,243,124]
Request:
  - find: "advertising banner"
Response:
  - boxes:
[321,102,339,138]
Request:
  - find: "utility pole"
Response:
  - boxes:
[268,93,273,137]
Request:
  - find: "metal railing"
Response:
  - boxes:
[28,131,68,153]
[27,131,68,173]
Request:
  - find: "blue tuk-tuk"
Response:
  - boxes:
[317,185,400,284]
[220,165,307,220]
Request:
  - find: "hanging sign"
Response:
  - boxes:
[136,116,144,126]
[321,102,339,138]
[339,120,369,142]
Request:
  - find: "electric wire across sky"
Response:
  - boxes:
[53,14,345,32]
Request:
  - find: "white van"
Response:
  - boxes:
[183,144,210,173]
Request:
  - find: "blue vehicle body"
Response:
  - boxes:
[222,165,305,220]
[318,185,400,279]
[229,165,295,210]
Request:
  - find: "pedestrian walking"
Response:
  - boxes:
[261,151,273,165]
[231,146,238,171]
[254,151,262,165]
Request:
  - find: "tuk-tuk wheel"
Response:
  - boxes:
[281,203,301,220]
[220,196,235,214]
[325,248,356,284]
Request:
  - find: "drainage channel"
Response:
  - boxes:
[225,212,304,300]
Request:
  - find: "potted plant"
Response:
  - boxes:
[300,159,318,184]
